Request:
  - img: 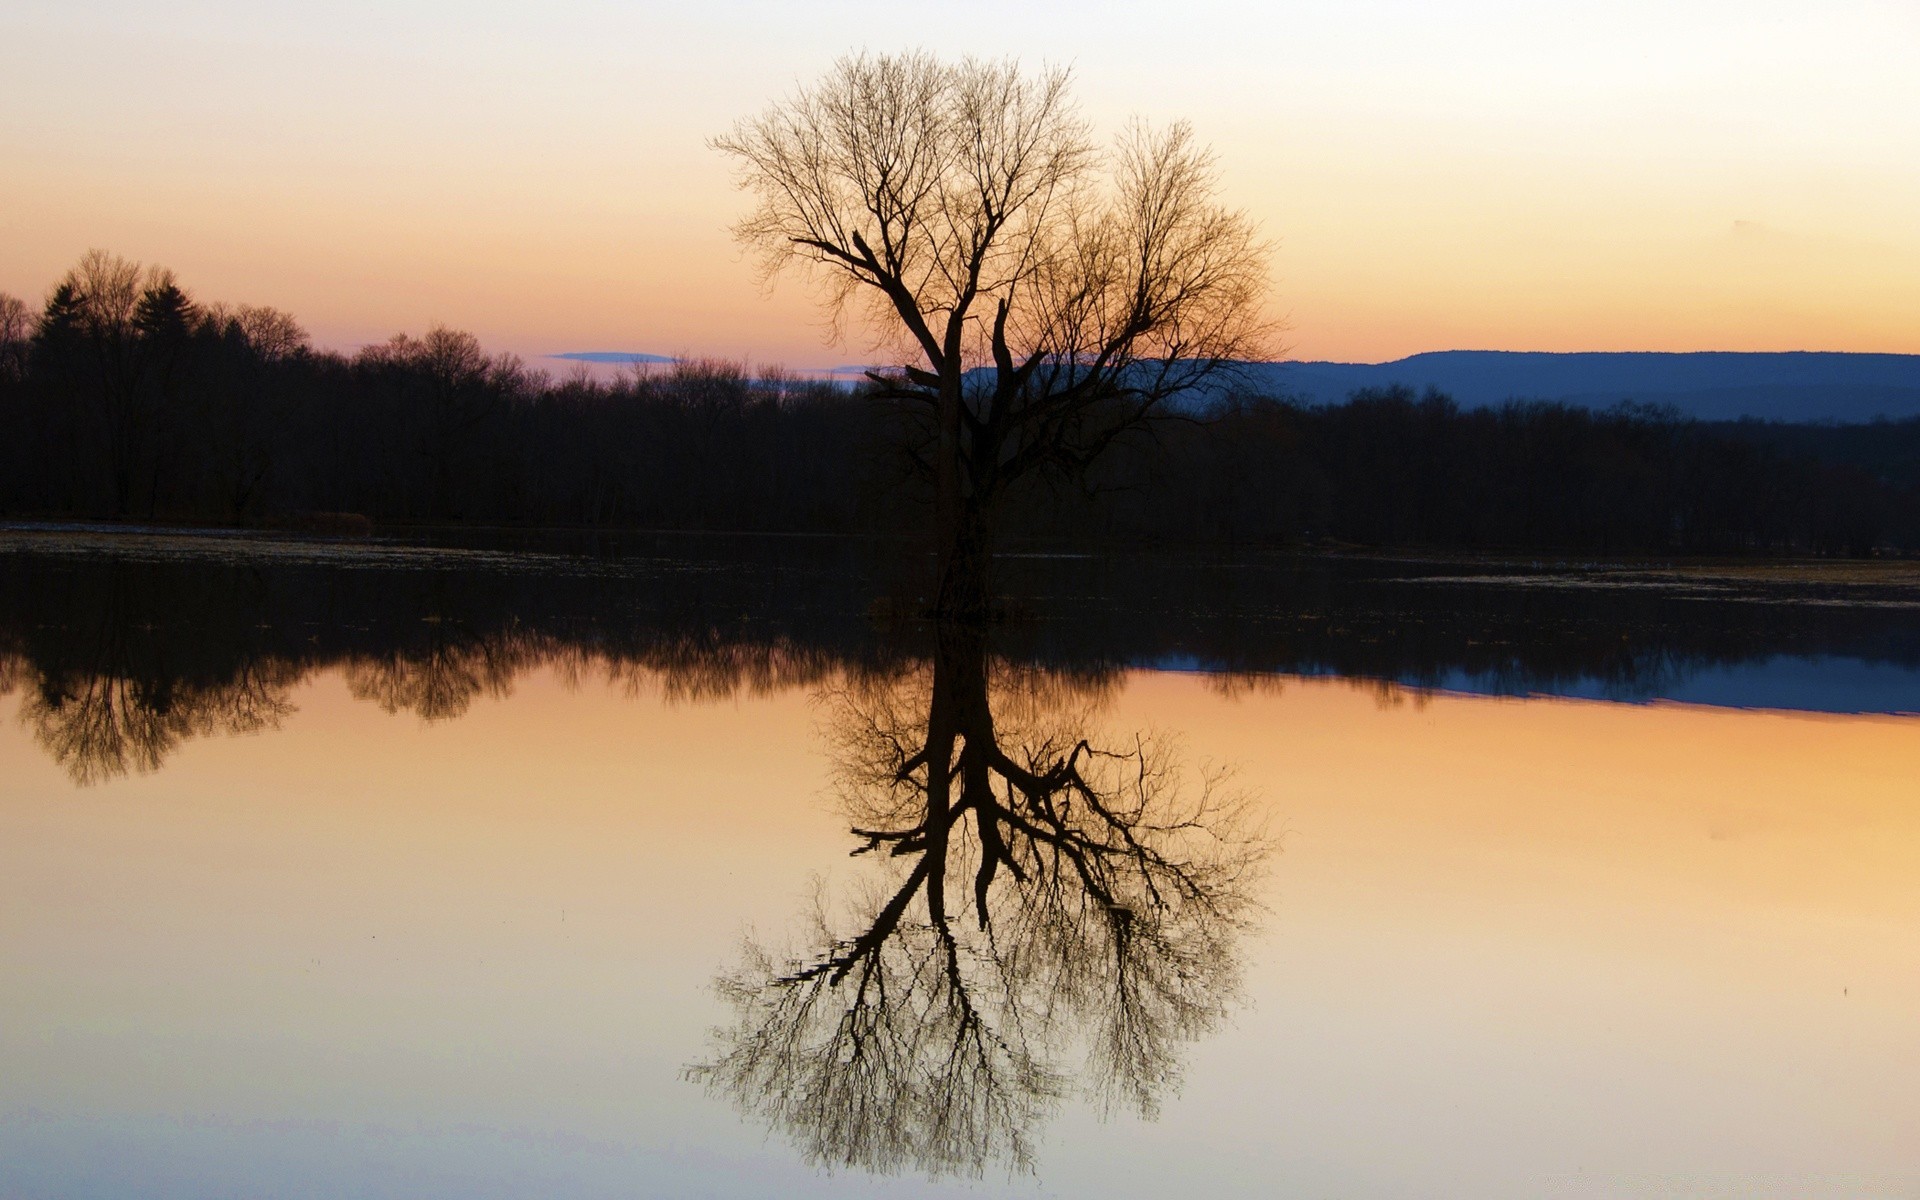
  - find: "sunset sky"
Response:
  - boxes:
[3,0,1916,367]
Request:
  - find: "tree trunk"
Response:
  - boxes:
[934,500,993,619]
[932,365,997,618]
[922,618,994,924]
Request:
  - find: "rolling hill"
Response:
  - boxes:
[1242,351,1920,422]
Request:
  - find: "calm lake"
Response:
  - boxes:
[3,528,1919,1198]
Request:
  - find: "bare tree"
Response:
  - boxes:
[716,52,1275,614]
[51,250,152,514]
[230,304,310,363]
[35,250,202,515]
[0,292,31,383]
[194,302,311,519]
[354,325,525,518]
[199,301,309,363]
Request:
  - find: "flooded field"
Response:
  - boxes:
[3,528,1918,1197]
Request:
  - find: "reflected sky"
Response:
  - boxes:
[692,626,1268,1177]
[3,534,1919,1195]
[5,648,1919,1196]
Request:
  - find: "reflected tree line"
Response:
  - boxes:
[3,253,1917,554]
[6,546,1918,790]
[0,547,875,784]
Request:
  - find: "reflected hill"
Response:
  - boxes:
[3,532,1919,784]
[689,621,1268,1176]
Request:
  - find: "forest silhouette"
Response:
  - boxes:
[2,251,1917,556]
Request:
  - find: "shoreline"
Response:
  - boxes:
[4,519,1919,595]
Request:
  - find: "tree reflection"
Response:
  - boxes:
[4,561,298,785]
[24,672,184,784]
[690,621,1269,1177]
[345,619,537,722]
[20,659,298,786]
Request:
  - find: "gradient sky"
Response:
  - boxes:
[2,0,1916,366]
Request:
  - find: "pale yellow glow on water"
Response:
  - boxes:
[3,667,1917,1194]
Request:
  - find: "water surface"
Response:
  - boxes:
[2,530,1917,1197]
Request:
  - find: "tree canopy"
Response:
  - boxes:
[716,52,1277,611]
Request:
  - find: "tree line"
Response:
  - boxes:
[0,250,885,532]
[2,250,1915,554]
[1053,387,1920,555]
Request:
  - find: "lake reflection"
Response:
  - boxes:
[691,621,1267,1176]
[3,532,1920,1198]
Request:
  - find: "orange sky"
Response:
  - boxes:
[2,2,1916,366]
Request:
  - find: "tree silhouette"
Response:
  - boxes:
[39,251,186,515]
[344,615,538,722]
[353,326,524,520]
[20,640,297,787]
[0,292,30,384]
[130,273,202,517]
[690,622,1269,1176]
[715,53,1275,614]
[193,303,310,520]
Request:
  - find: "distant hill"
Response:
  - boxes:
[1241,351,1920,422]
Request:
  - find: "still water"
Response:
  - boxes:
[3,530,1919,1197]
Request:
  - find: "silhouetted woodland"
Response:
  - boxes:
[1073,390,1920,555]
[2,253,1916,555]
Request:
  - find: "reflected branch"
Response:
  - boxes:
[691,620,1270,1177]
